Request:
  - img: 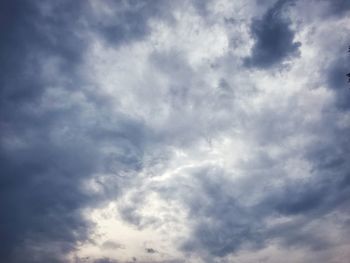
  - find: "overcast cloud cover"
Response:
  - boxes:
[1,0,350,262]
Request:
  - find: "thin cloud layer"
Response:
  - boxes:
[1,0,350,263]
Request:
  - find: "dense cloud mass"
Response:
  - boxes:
[244,0,301,68]
[1,0,350,262]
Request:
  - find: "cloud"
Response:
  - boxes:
[101,241,125,250]
[87,0,176,46]
[145,248,157,254]
[0,1,89,262]
[92,258,119,263]
[326,54,350,110]
[244,0,301,69]
[321,0,350,17]
[1,0,350,262]
[0,0,156,262]
[177,131,350,258]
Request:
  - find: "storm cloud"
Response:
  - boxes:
[244,0,301,69]
[1,0,350,263]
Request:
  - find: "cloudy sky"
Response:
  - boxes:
[1,0,350,262]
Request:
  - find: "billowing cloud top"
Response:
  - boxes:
[1,0,350,263]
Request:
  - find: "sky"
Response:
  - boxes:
[0,0,350,262]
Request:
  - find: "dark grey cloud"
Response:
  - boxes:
[320,0,350,17]
[244,0,301,69]
[91,0,175,46]
[145,248,157,254]
[0,1,89,262]
[326,51,350,110]
[161,101,350,259]
[179,144,350,258]
[0,0,158,262]
[179,168,266,257]
[1,0,350,262]
[0,0,86,109]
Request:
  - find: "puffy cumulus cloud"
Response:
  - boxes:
[1,0,350,263]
